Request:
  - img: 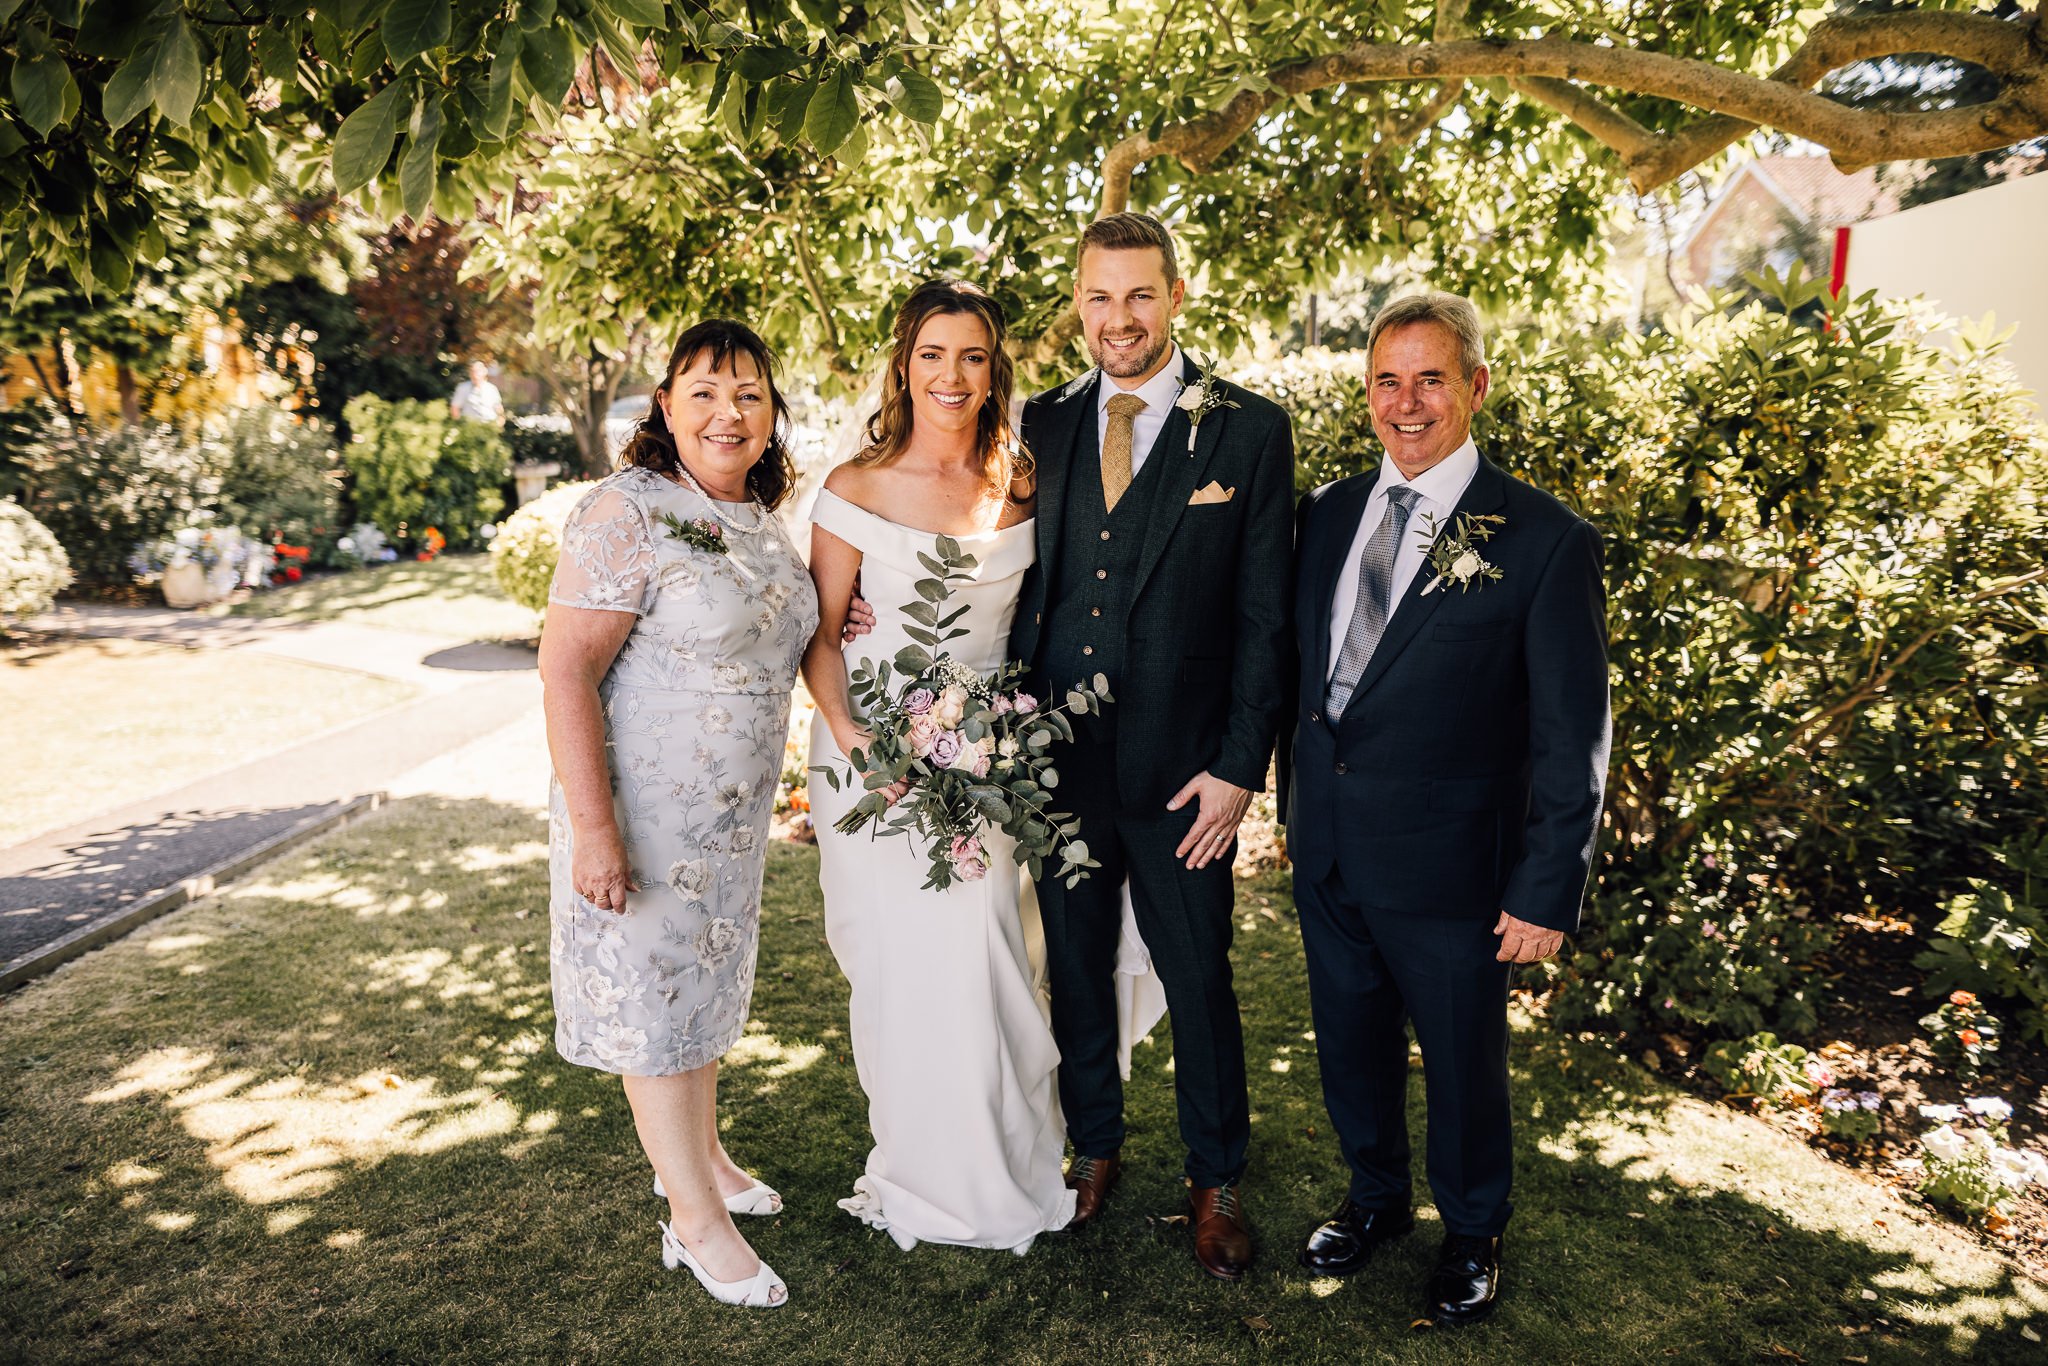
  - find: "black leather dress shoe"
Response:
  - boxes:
[1296,1199,1415,1275]
[1427,1233,1502,1325]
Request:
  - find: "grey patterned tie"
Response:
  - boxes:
[1326,485,1421,718]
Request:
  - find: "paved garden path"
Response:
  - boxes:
[1,605,546,977]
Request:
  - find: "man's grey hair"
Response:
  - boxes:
[1365,291,1487,379]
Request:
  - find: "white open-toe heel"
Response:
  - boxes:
[653,1172,784,1216]
[660,1221,788,1308]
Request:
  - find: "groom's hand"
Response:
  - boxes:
[1168,772,1253,870]
[1493,912,1565,963]
[841,571,876,644]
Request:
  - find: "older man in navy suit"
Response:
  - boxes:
[1283,292,1610,1324]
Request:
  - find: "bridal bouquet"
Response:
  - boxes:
[811,536,1111,891]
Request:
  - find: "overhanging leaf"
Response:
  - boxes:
[382,0,453,68]
[10,52,77,139]
[150,16,204,127]
[398,96,442,220]
[331,80,406,196]
[803,62,860,156]
[888,70,942,124]
[101,57,154,130]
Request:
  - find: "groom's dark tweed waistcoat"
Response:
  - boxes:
[1038,411,1169,721]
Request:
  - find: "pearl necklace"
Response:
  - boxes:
[672,458,768,535]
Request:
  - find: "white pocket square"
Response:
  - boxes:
[1188,481,1236,506]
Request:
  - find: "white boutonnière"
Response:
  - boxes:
[1417,511,1506,595]
[1173,353,1239,453]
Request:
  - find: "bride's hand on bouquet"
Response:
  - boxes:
[572,827,640,913]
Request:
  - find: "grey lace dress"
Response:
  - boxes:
[546,466,819,1076]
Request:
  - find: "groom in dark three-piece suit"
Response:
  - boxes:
[1009,213,1293,1280]
[1284,292,1609,1324]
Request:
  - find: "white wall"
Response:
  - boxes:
[1845,172,2048,412]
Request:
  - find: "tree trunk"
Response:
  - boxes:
[115,363,141,426]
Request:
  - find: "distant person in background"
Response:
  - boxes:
[450,360,505,423]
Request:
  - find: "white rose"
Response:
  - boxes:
[1921,1124,1968,1163]
[1452,550,1484,580]
[1174,385,1204,412]
[1918,1103,1965,1123]
[998,737,1021,758]
[1965,1096,2014,1122]
[932,685,967,728]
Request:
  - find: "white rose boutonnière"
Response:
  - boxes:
[1174,352,1240,453]
[1417,511,1506,595]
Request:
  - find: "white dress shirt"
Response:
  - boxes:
[1325,439,1481,681]
[1095,344,1184,479]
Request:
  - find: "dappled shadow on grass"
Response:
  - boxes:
[1,809,2044,1363]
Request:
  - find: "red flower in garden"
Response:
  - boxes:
[285,566,303,582]
[1950,990,1977,1007]
[1958,1028,1982,1047]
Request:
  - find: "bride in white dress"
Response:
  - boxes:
[801,280,1129,1254]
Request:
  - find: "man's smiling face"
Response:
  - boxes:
[1367,320,1489,479]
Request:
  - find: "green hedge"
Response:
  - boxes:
[1259,278,2048,1037]
[342,396,510,551]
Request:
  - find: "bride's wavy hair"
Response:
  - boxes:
[853,278,1032,497]
[620,319,798,510]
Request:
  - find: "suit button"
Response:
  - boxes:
[1334,762,1349,775]
[1035,612,1041,624]
[1100,530,1111,541]
[1095,569,1107,580]
[1083,646,1094,656]
[1091,607,1101,617]
[1308,711,1321,723]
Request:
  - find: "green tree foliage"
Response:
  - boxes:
[0,1,941,299]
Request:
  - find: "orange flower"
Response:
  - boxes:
[1958,1029,1981,1047]
[790,788,810,813]
[1950,990,1977,1007]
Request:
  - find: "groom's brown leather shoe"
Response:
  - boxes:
[1187,1182,1252,1280]
[1064,1153,1121,1228]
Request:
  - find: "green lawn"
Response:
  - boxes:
[2,801,2042,1362]
[229,553,538,641]
[0,636,416,846]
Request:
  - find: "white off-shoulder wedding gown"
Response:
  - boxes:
[807,488,1164,1254]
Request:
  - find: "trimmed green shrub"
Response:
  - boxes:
[505,414,580,470]
[342,396,510,551]
[0,498,73,624]
[491,480,596,615]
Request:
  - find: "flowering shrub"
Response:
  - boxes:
[1920,990,2003,1082]
[1701,1033,1819,1107]
[1915,846,2048,1046]
[128,525,256,582]
[269,544,310,586]
[489,480,597,615]
[1817,1088,1884,1143]
[333,523,397,569]
[1916,1097,2048,1223]
[415,526,447,562]
[0,499,72,624]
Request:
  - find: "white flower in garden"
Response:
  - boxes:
[1970,1126,1999,1154]
[1965,1096,2013,1122]
[1918,1103,1965,1123]
[1921,1125,1969,1163]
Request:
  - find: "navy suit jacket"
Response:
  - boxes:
[1282,457,1610,934]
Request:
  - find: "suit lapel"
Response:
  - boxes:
[1031,370,1098,588]
[1340,457,1510,715]
[1304,476,1375,698]
[1132,353,1220,596]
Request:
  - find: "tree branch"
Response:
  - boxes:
[791,216,858,385]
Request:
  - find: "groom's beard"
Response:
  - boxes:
[1088,328,1170,380]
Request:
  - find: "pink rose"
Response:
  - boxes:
[903,687,936,715]
[955,855,988,882]
[1012,692,1037,714]
[968,749,991,777]
[990,694,1014,715]
[949,834,983,862]
[928,730,966,768]
[908,715,940,755]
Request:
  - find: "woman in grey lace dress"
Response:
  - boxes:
[540,319,818,1308]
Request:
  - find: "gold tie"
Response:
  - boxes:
[1102,392,1147,511]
